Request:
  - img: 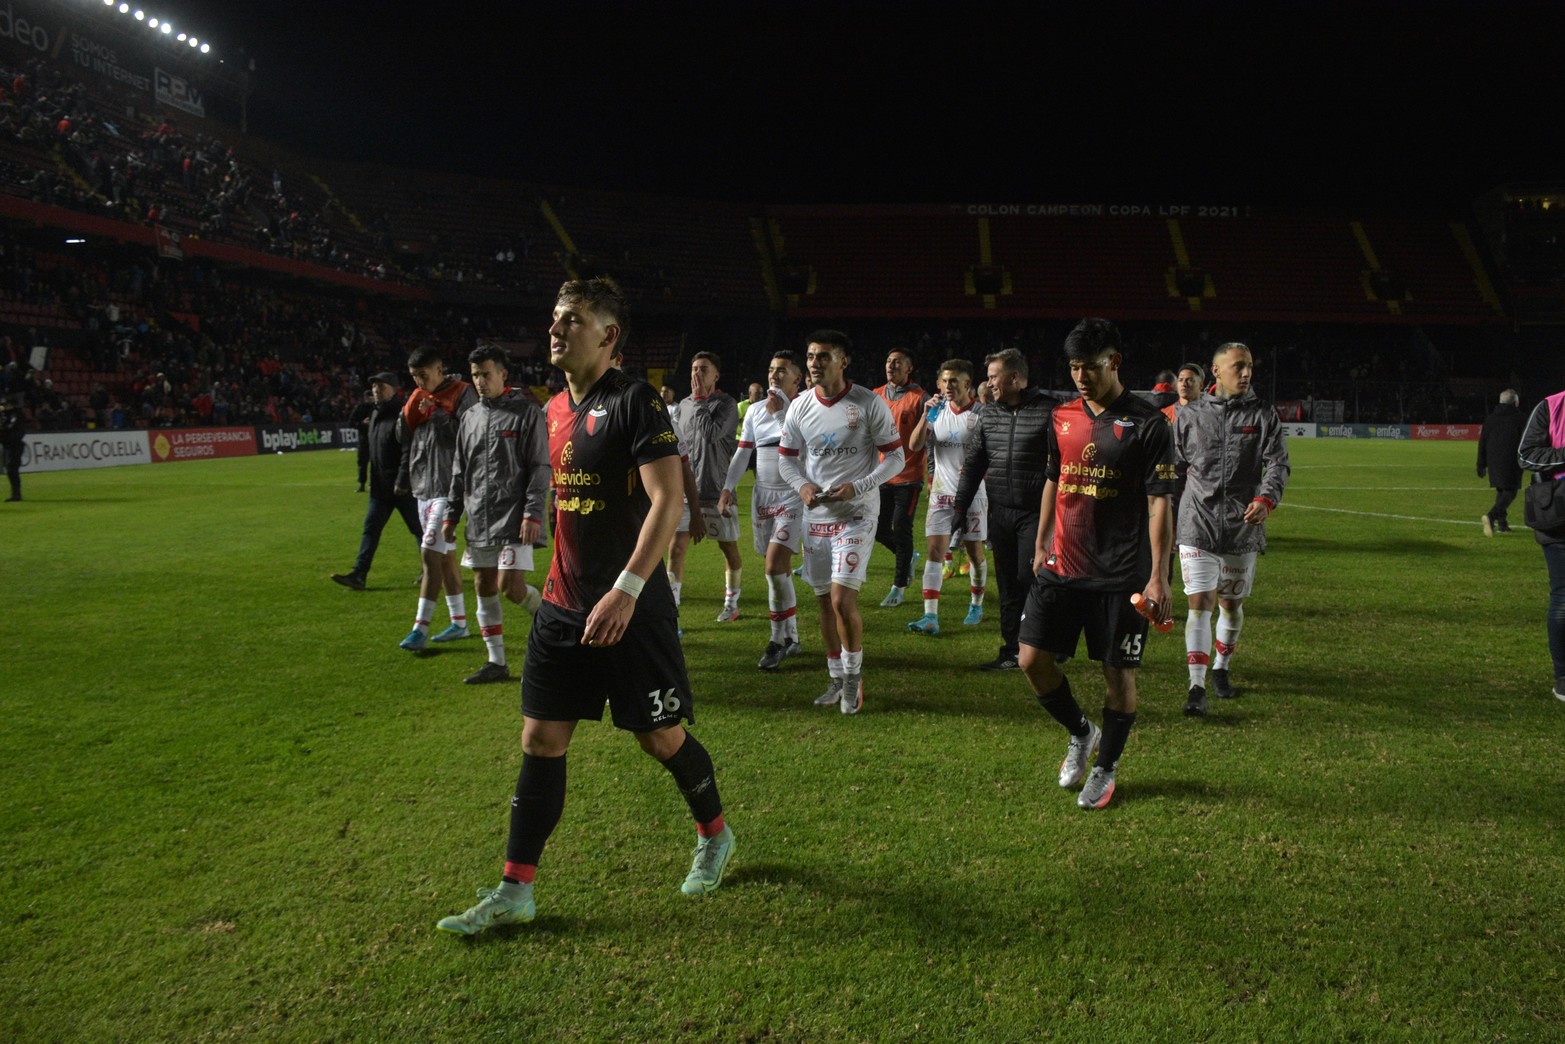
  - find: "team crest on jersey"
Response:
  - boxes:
[846,404,860,429]
[586,406,608,435]
[1113,417,1135,440]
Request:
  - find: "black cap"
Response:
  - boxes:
[369,371,400,387]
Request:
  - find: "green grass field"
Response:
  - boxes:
[3,440,1560,1041]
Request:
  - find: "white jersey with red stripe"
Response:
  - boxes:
[778,382,903,522]
[928,400,986,509]
[731,398,790,488]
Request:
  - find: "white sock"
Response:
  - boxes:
[723,567,742,607]
[766,572,796,643]
[1185,609,1212,686]
[414,597,436,635]
[446,593,467,629]
[922,558,944,615]
[842,649,864,675]
[827,653,844,680]
[971,558,988,604]
[1214,605,1244,670]
[669,579,682,607]
[477,594,505,666]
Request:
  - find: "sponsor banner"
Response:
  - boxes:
[154,67,204,118]
[18,430,151,472]
[1411,424,1481,441]
[1281,422,1317,439]
[1317,424,1411,440]
[257,424,360,453]
[150,427,257,463]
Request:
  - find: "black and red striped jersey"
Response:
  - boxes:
[1041,392,1178,590]
[543,369,679,615]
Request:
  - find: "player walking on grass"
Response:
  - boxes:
[718,351,807,670]
[1172,343,1289,717]
[777,330,904,714]
[1019,319,1177,810]
[905,358,988,636]
[872,349,926,608]
[441,345,551,685]
[438,277,733,936]
[397,347,477,652]
[675,352,745,621]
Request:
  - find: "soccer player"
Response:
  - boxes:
[1173,342,1289,716]
[952,348,1053,671]
[331,372,421,591]
[396,347,477,651]
[1019,319,1177,810]
[438,277,734,936]
[873,349,927,608]
[675,351,745,621]
[441,345,551,685]
[1162,362,1205,425]
[905,358,988,635]
[778,330,905,714]
[718,351,806,670]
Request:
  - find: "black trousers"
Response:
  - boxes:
[875,481,923,588]
[1488,487,1517,527]
[988,501,1040,659]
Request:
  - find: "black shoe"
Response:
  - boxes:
[1211,668,1237,699]
[464,661,512,685]
[979,654,1019,671]
[330,572,366,591]
[4,494,19,502]
[757,641,787,670]
[356,484,366,492]
[1496,523,1514,534]
[1184,685,1208,717]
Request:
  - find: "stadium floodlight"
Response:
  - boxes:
[176,32,185,40]
[160,23,171,34]
[147,17,157,27]
[199,43,209,53]
[117,3,128,12]
[102,0,112,6]
[134,10,144,21]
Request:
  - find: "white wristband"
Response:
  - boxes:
[613,570,645,599]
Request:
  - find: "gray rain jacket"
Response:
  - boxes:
[1173,389,1290,554]
[397,380,478,500]
[444,389,550,546]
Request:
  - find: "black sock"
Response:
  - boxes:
[1097,708,1138,772]
[1037,676,1090,737]
[660,731,723,826]
[503,753,567,876]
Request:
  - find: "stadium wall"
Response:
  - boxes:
[17,423,361,472]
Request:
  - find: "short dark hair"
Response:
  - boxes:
[468,344,509,371]
[1178,361,1206,383]
[985,347,1028,382]
[1156,369,1177,385]
[557,276,630,350]
[770,349,801,373]
[807,329,853,355]
[407,346,443,370]
[692,350,722,372]
[938,358,973,380]
[1062,318,1122,362]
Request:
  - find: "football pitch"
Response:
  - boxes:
[2,439,1559,1040]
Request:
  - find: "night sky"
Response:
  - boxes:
[159,2,1565,208]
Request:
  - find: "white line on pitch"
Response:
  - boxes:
[1284,503,1484,526]
[1292,486,1485,491]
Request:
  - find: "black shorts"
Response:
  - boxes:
[521,600,694,731]
[1019,581,1149,668]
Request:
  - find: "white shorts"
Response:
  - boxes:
[752,485,803,555]
[700,501,741,543]
[925,492,988,543]
[1179,545,1258,599]
[462,543,535,571]
[418,497,456,554]
[803,515,876,595]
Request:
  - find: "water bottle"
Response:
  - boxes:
[1130,592,1174,633]
[926,396,945,423]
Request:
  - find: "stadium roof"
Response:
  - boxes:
[200,3,1565,208]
